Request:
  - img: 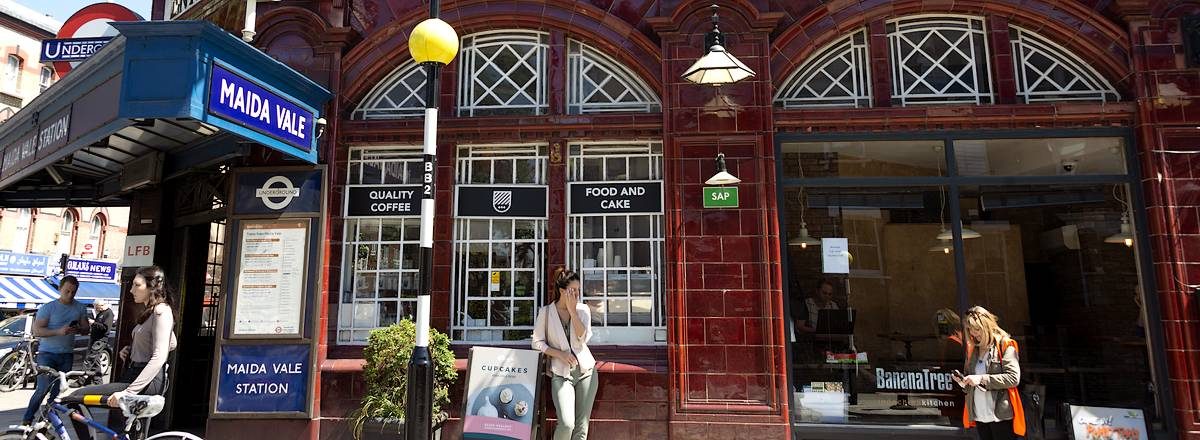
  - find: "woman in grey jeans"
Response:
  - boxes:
[532,268,597,440]
[955,306,1026,440]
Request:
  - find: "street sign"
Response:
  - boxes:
[703,187,739,208]
[122,235,156,267]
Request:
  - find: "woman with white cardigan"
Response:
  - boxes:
[532,268,597,440]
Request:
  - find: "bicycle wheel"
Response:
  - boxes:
[0,351,28,392]
[0,431,27,440]
[145,432,204,440]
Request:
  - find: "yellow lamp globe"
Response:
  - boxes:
[410,18,459,65]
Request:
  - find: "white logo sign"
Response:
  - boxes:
[256,176,301,210]
[168,0,202,20]
[492,191,512,213]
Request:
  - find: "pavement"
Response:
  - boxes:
[0,385,110,436]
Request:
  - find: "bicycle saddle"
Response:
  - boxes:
[119,395,165,419]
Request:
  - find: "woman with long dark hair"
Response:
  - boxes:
[69,266,177,440]
[531,268,597,440]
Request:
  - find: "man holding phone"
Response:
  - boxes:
[21,275,90,426]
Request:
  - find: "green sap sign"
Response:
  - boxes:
[703,187,738,208]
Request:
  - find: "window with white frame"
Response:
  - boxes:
[9,208,31,252]
[5,55,21,91]
[457,31,549,117]
[567,142,666,343]
[57,210,74,256]
[452,144,548,342]
[1010,26,1119,103]
[352,61,426,119]
[39,67,53,92]
[887,15,992,105]
[567,40,660,114]
[338,147,425,343]
[775,30,872,108]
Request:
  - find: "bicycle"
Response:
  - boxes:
[0,366,202,440]
[0,338,38,392]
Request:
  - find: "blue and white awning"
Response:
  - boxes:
[47,275,121,305]
[0,276,60,309]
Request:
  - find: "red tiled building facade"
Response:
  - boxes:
[203,0,1200,438]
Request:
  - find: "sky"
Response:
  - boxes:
[12,0,153,23]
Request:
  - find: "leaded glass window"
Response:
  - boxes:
[567,40,660,114]
[888,16,993,105]
[337,147,425,344]
[452,144,549,342]
[1010,26,1119,103]
[568,142,666,344]
[352,61,426,119]
[457,31,549,117]
[775,30,872,108]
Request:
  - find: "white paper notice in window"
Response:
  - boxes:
[233,220,308,336]
[822,238,850,274]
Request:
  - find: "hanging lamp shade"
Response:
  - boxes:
[1105,213,1134,247]
[928,239,953,254]
[681,5,756,86]
[706,153,741,185]
[789,224,821,248]
[935,225,982,240]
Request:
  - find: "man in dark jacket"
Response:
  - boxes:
[90,299,114,344]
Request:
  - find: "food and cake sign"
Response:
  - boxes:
[462,347,544,440]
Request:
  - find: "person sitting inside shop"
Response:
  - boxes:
[798,278,841,334]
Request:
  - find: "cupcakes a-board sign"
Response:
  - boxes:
[462,347,545,440]
[1068,405,1149,440]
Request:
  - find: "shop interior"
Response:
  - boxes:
[780,136,1160,438]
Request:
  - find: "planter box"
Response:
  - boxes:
[359,418,443,440]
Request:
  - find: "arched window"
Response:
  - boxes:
[39,66,54,92]
[775,29,872,108]
[5,55,22,91]
[1010,26,1119,103]
[887,15,992,105]
[86,213,106,258]
[567,40,660,114]
[8,208,31,252]
[457,30,549,117]
[58,209,76,256]
[352,60,426,119]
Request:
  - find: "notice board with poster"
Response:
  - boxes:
[210,167,326,420]
[462,347,547,440]
[1068,405,1150,440]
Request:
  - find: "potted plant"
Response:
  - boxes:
[351,319,458,440]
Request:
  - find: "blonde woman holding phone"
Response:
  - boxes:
[954,306,1026,440]
[532,268,597,440]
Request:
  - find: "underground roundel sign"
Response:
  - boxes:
[49,3,143,76]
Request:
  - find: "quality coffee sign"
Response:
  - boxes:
[346,186,421,217]
[569,182,662,214]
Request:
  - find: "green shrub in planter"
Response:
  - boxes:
[351,319,457,439]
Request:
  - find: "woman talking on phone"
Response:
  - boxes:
[954,306,1026,440]
[532,268,597,440]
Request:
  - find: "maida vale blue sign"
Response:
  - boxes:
[207,64,314,152]
[40,37,113,63]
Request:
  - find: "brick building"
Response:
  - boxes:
[144,0,1200,438]
[0,0,60,122]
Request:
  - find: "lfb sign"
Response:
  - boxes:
[233,170,323,215]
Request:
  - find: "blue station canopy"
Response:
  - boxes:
[0,21,331,207]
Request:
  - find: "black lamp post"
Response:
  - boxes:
[405,2,458,439]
